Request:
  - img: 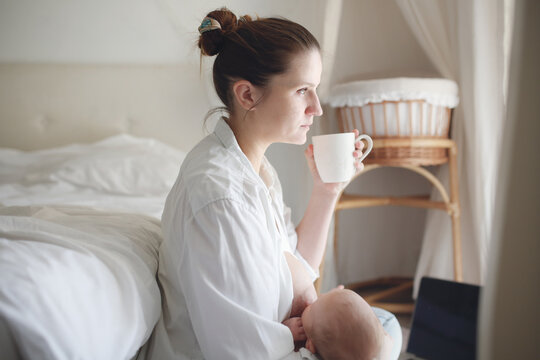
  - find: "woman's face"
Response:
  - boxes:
[252,49,323,145]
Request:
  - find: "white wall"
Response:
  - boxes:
[0,0,325,111]
[0,0,325,64]
[0,0,188,63]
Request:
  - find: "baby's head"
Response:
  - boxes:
[301,288,392,360]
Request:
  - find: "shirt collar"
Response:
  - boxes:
[214,117,238,150]
[214,117,273,192]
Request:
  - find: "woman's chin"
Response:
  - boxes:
[291,138,307,146]
[292,133,309,145]
[277,131,309,146]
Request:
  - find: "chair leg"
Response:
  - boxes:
[347,277,415,314]
[448,141,463,281]
[451,213,463,282]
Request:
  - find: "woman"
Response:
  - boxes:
[146,8,401,360]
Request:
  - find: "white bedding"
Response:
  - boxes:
[0,135,186,359]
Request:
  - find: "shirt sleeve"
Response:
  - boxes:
[179,198,301,360]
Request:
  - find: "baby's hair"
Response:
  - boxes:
[197,7,320,115]
[309,290,385,360]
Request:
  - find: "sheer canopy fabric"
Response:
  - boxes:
[396,0,509,293]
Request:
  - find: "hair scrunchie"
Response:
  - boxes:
[198,17,221,34]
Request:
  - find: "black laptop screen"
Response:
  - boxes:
[407,277,481,360]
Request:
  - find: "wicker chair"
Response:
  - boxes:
[316,78,462,313]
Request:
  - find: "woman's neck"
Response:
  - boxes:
[226,116,269,174]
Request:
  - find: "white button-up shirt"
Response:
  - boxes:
[145,119,317,360]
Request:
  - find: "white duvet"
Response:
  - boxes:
[0,135,186,360]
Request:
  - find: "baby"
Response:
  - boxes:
[282,252,393,360]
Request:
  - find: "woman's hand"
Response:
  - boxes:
[305,129,366,196]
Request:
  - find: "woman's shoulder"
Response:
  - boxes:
[175,135,256,213]
[181,134,242,182]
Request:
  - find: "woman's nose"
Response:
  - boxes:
[306,93,323,116]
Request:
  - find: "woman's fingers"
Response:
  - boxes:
[305,144,322,178]
[352,129,367,172]
[353,149,365,171]
[305,143,314,158]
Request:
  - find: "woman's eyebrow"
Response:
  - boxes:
[293,81,318,87]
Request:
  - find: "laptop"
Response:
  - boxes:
[398,277,481,360]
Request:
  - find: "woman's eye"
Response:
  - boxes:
[297,88,308,95]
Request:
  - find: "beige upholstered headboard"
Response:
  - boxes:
[0,63,214,152]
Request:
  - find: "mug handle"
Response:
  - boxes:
[355,134,373,162]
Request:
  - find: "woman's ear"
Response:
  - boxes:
[232,80,261,111]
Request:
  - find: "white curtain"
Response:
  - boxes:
[395,0,509,294]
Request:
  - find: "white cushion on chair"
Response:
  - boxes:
[326,77,459,108]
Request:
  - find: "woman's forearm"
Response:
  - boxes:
[295,188,339,271]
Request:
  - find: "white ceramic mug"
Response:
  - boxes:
[312,132,373,183]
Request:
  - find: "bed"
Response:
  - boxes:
[0,63,202,359]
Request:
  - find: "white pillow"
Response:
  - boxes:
[0,134,185,197]
[52,135,185,196]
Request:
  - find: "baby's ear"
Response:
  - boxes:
[305,338,317,354]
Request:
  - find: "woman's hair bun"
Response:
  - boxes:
[198,8,240,56]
